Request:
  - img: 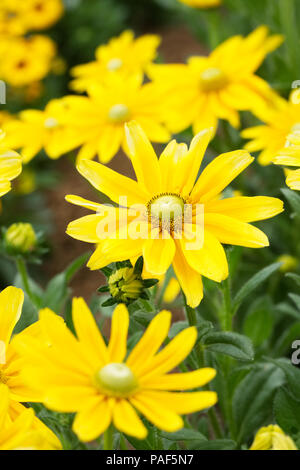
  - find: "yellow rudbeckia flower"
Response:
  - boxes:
[250,424,297,450]
[14,300,217,441]
[0,34,56,87]
[3,99,82,163]
[0,2,26,36]
[273,127,300,191]
[66,121,283,307]
[148,26,282,134]
[178,0,221,7]
[18,0,64,31]
[70,30,160,92]
[0,286,61,450]
[0,134,22,197]
[242,91,300,166]
[54,75,170,163]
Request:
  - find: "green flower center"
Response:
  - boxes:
[107,58,123,71]
[94,363,137,397]
[108,104,130,123]
[148,193,185,230]
[199,67,228,91]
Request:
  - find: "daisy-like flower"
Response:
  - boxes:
[3,99,82,163]
[66,121,283,307]
[250,425,297,451]
[55,75,170,163]
[70,30,160,92]
[273,127,300,190]
[241,91,300,166]
[178,0,222,8]
[148,26,283,134]
[14,300,217,441]
[18,0,64,31]
[0,286,61,450]
[0,133,22,197]
[0,34,56,87]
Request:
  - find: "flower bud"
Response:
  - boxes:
[5,223,37,254]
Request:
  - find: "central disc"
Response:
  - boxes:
[199,67,227,91]
[149,194,185,224]
[95,363,137,396]
[107,58,123,71]
[108,104,130,123]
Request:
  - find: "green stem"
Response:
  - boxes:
[206,9,221,49]
[221,278,232,331]
[16,257,40,309]
[208,408,223,439]
[184,295,205,367]
[279,0,300,75]
[103,425,114,450]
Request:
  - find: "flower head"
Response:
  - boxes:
[5,222,37,254]
[14,300,217,441]
[178,0,222,7]
[66,121,283,307]
[273,126,300,191]
[70,30,160,92]
[148,27,282,134]
[54,75,170,163]
[0,133,22,197]
[18,0,64,31]
[242,91,300,166]
[250,424,297,450]
[0,286,61,450]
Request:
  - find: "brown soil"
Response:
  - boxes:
[44,26,203,303]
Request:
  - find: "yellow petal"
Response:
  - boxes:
[72,396,112,442]
[77,159,149,206]
[143,235,176,275]
[113,399,148,439]
[44,386,99,412]
[108,304,129,362]
[141,390,217,414]
[126,310,171,375]
[191,150,254,203]
[125,121,162,194]
[141,367,216,390]
[205,213,270,248]
[0,287,24,350]
[205,196,284,222]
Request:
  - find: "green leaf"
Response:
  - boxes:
[232,363,285,443]
[286,273,300,287]
[281,188,300,215]
[243,297,273,347]
[270,358,300,399]
[288,293,300,311]
[274,322,300,356]
[160,428,207,441]
[189,439,236,450]
[232,263,281,313]
[203,331,254,361]
[274,387,300,436]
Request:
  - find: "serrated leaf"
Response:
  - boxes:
[232,263,281,313]
[203,331,254,361]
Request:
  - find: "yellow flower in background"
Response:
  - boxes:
[56,75,170,163]
[3,99,82,163]
[278,254,298,273]
[66,121,283,307]
[0,2,26,36]
[178,0,222,8]
[273,127,300,191]
[0,134,22,197]
[14,300,217,441]
[250,425,297,450]
[70,30,160,92]
[242,91,300,166]
[18,0,64,31]
[0,35,56,87]
[0,384,35,450]
[162,277,181,304]
[148,27,282,135]
[0,286,61,450]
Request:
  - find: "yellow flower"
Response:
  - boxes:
[273,127,300,190]
[162,277,181,304]
[0,384,35,450]
[178,0,222,7]
[55,75,170,163]
[0,133,22,197]
[66,121,283,307]
[148,26,282,135]
[5,222,37,254]
[0,35,56,87]
[70,30,160,92]
[0,286,61,450]
[14,301,217,441]
[3,99,80,163]
[242,91,300,166]
[18,0,64,31]
[278,254,298,272]
[250,425,297,450]
[0,2,26,36]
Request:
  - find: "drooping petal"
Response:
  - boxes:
[113,399,148,439]
[72,396,113,442]
[143,235,176,275]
